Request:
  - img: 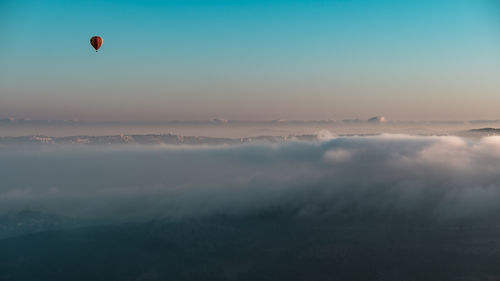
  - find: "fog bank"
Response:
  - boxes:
[2,134,500,222]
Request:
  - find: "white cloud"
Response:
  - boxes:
[324,149,352,164]
[2,134,500,223]
[316,130,336,141]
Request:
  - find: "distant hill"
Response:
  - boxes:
[469,128,500,133]
[0,134,319,146]
[367,116,386,123]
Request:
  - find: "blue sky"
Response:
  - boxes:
[1,0,499,120]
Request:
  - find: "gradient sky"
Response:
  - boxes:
[1,0,499,121]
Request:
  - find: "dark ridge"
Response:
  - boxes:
[469,128,500,132]
[2,211,500,281]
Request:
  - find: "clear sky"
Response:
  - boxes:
[1,0,499,121]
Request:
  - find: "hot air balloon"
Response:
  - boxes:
[90,36,103,52]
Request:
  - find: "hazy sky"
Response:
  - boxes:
[1,0,499,121]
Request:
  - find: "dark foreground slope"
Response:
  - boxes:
[1,211,500,281]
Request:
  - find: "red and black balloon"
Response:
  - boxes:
[90,36,103,52]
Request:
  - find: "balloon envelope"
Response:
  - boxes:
[90,36,103,52]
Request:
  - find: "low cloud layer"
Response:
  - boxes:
[2,134,500,222]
